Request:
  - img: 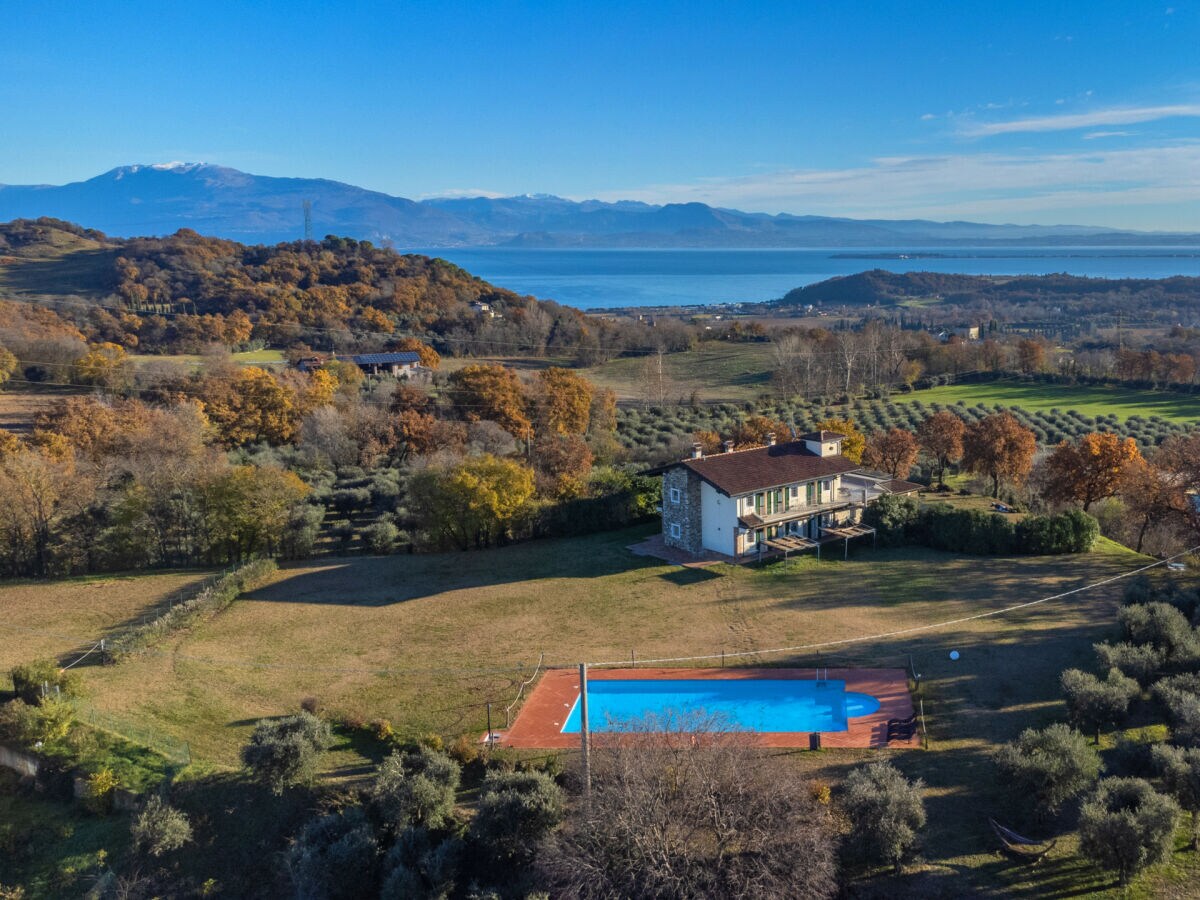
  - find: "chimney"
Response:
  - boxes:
[766,432,776,447]
[723,440,735,454]
[691,443,703,459]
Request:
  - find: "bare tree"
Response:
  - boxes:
[539,713,838,899]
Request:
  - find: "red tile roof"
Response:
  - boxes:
[674,440,858,496]
[883,479,923,494]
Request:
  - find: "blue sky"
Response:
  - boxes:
[2,1,1198,228]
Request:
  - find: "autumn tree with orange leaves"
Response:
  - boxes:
[730,415,791,448]
[1042,433,1143,511]
[531,367,593,436]
[448,364,532,441]
[863,428,919,479]
[962,413,1037,498]
[917,411,965,486]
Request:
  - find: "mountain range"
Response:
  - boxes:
[2,162,1198,249]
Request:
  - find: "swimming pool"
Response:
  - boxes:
[560,678,881,734]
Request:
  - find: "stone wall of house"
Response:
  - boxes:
[662,467,703,555]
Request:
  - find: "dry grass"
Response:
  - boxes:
[7,524,1194,895]
[0,570,216,673]
[73,526,1142,771]
[0,384,91,433]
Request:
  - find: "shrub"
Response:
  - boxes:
[1078,777,1180,885]
[364,521,400,555]
[861,494,920,547]
[1017,509,1098,554]
[84,767,118,815]
[1060,668,1140,742]
[371,747,461,832]
[993,723,1101,819]
[10,660,83,706]
[470,770,565,868]
[842,760,926,874]
[0,697,74,745]
[241,712,332,794]
[286,807,380,900]
[131,797,193,857]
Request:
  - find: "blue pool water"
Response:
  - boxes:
[560,678,881,734]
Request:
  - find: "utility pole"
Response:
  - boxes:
[579,663,591,800]
[303,200,313,242]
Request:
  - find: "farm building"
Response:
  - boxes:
[297,351,426,378]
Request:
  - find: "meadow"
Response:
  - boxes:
[5,520,1200,894]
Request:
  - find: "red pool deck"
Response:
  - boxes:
[501,667,915,749]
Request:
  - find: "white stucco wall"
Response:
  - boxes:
[700,482,737,557]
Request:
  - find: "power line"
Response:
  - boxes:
[586,546,1200,668]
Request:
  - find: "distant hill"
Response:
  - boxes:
[3,163,1198,248]
[0,217,613,357]
[778,268,1200,314]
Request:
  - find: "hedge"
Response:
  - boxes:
[864,496,1098,556]
[105,559,278,662]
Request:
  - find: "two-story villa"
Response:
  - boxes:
[660,431,919,559]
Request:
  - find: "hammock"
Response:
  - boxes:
[988,818,1057,864]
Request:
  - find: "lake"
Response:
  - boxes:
[416,247,1200,310]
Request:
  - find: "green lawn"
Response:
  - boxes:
[902,380,1200,425]
[583,342,775,402]
[128,348,286,369]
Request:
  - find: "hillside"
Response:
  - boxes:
[4,163,1199,248]
[779,268,1200,316]
[0,218,627,357]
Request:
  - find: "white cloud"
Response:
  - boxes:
[1082,130,1135,140]
[920,113,936,120]
[589,143,1200,227]
[962,104,1200,136]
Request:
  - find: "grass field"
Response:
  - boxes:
[902,380,1200,425]
[439,343,775,402]
[0,247,118,300]
[128,348,286,369]
[5,523,1198,894]
[0,570,216,675]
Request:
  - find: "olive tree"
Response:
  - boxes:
[470,769,565,868]
[539,713,838,899]
[1060,668,1140,742]
[842,760,927,874]
[130,796,193,858]
[1078,778,1180,885]
[286,807,380,900]
[994,723,1101,820]
[1152,743,1200,848]
[370,746,461,832]
[241,712,332,794]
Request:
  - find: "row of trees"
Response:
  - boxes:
[988,576,1200,885]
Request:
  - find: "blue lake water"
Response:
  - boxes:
[559,678,881,734]
[416,247,1200,309]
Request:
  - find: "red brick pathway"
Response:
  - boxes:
[500,667,914,749]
